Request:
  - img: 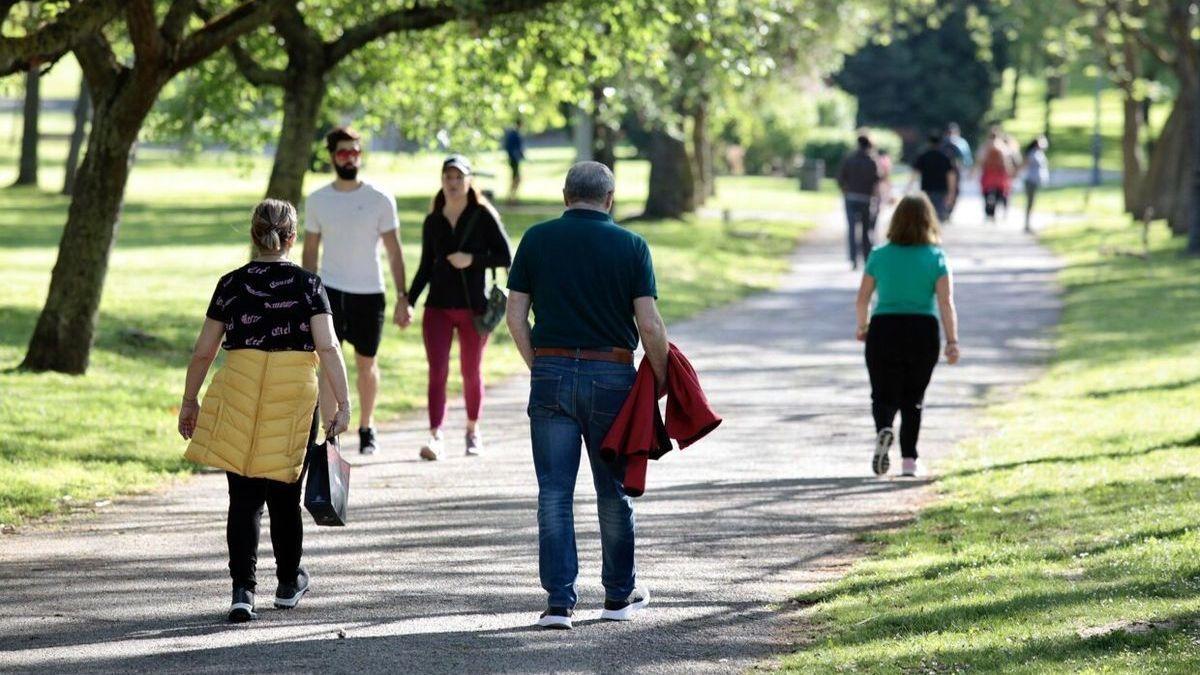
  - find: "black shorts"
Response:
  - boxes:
[325,287,385,358]
[508,156,521,179]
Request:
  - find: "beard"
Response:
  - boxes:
[334,164,358,180]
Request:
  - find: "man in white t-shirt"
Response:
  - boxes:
[302,126,410,455]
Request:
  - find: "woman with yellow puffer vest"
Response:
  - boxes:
[178,199,352,623]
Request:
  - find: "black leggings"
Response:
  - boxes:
[226,410,317,591]
[865,314,940,458]
[984,188,1007,217]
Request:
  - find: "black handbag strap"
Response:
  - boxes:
[298,433,337,486]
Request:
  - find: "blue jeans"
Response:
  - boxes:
[844,197,875,265]
[527,356,638,609]
[926,190,948,222]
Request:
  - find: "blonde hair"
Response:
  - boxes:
[250,199,297,253]
[887,193,942,245]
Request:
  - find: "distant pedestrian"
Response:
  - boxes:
[506,161,667,630]
[1021,135,1049,233]
[302,126,410,456]
[941,123,970,217]
[405,155,512,460]
[855,193,960,478]
[836,135,882,270]
[179,199,352,623]
[909,134,957,223]
[944,122,973,170]
[976,128,1018,222]
[503,120,526,204]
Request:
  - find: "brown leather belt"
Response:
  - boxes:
[533,347,634,364]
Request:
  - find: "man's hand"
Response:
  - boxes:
[446,252,473,269]
[394,301,413,328]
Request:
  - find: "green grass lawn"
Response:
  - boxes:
[782,184,1200,673]
[0,147,834,526]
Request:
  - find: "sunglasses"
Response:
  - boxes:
[334,148,361,161]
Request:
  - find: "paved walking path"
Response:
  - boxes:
[0,193,1059,674]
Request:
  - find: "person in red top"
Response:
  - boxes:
[506,161,669,630]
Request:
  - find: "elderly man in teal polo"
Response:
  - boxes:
[506,161,670,630]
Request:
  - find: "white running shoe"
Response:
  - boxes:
[600,587,650,621]
[419,436,443,461]
[872,428,894,476]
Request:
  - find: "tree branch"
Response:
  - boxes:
[126,0,164,66]
[194,2,286,86]
[227,36,287,86]
[175,0,290,74]
[1099,0,1174,67]
[0,0,122,77]
[327,0,558,65]
[163,0,200,44]
[73,31,121,97]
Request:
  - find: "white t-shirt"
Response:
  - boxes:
[304,181,399,294]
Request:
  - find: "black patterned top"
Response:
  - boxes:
[205,261,332,352]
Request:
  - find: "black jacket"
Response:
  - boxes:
[407,202,512,310]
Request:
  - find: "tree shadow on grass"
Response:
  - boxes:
[938,432,1200,480]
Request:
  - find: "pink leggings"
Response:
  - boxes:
[423,307,488,429]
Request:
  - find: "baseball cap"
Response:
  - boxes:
[442,154,472,176]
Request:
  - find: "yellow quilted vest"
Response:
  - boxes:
[185,349,320,483]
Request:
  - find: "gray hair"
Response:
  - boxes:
[563,161,615,205]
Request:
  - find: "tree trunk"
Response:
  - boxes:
[1138,95,1194,235]
[1188,64,1200,253]
[690,100,714,205]
[590,85,617,171]
[265,68,326,206]
[62,79,91,196]
[1121,93,1147,216]
[1010,63,1021,119]
[642,127,695,220]
[592,122,617,171]
[13,65,40,186]
[21,80,160,374]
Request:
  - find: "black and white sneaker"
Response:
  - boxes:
[536,607,573,629]
[359,427,377,455]
[872,428,894,476]
[600,587,650,621]
[274,567,310,609]
[228,586,257,623]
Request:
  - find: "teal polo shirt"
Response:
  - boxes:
[864,243,949,316]
[507,208,657,350]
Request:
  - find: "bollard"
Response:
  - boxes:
[799,159,824,191]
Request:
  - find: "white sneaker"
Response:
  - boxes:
[419,436,442,461]
[600,587,650,621]
[464,431,483,456]
[872,428,894,476]
[536,607,573,629]
[901,457,919,477]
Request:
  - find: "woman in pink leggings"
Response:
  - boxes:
[406,155,512,460]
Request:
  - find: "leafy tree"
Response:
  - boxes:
[161,0,563,206]
[13,0,290,374]
[836,1,1007,153]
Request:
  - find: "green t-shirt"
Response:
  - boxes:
[507,208,657,350]
[864,243,949,317]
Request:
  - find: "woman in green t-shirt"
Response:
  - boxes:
[854,193,961,477]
